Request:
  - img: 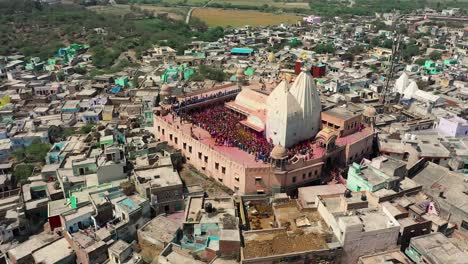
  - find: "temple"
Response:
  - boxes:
[153,69,374,195]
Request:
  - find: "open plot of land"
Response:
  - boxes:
[212,0,310,9]
[87,4,187,20]
[192,8,302,27]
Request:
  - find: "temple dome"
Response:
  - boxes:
[270,144,288,160]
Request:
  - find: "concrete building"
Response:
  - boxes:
[108,240,143,264]
[32,237,75,264]
[410,162,468,234]
[405,232,468,264]
[316,191,400,264]
[346,156,406,193]
[321,107,363,137]
[180,196,240,262]
[133,155,184,215]
[7,233,57,264]
[358,249,412,264]
[137,213,183,263]
[298,184,346,209]
[436,115,468,137]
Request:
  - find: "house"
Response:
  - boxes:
[108,240,143,264]
[133,155,184,215]
[316,191,400,264]
[405,233,468,264]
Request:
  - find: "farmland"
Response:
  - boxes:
[87,4,188,20]
[192,8,302,27]
[210,0,310,9]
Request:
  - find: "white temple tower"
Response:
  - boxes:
[266,70,321,147]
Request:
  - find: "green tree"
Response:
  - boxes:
[80,124,94,134]
[13,164,35,184]
[429,51,442,60]
[314,43,335,54]
[414,58,426,65]
[13,142,51,163]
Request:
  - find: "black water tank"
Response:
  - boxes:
[205,202,213,213]
[344,189,352,198]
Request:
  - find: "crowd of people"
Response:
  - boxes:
[186,105,273,161]
[185,105,318,161]
[173,88,241,110]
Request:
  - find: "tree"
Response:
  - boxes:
[314,43,335,54]
[13,142,50,163]
[80,124,94,134]
[429,51,442,60]
[13,164,35,184]
[414,58,426,66]
[432,44,446,50]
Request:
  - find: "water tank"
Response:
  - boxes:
[205,202,213,213]
[344,189,352,198]
[361,194,367,201]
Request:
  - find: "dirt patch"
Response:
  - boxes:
[247,203,275,230]
[243,231,328,259]
[179,164,233,197]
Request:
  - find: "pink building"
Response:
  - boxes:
[153,83,374,195]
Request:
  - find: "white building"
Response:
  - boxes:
[316,191,400,264]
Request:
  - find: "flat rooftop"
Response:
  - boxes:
[140,213,183,244]
[134,157,182,188]
[411,233,468,263]
[322,107,361,121]
[32,237,73,264]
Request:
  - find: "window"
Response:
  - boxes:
[302,173,306,179]
[292,176,296,183]
[218,177,223,182]
[315,170,318,176]
[169,134,173,141]
[462,220,468,231]
[189,146,192,153]
[215,163,219,170]
[234,186,239,191]
[308,172,312,178]
[157,126,160,132]
[221,167,226,174]
[204,156,208,163]
[183,143,187,150]
[198,152,202,159]
[175,137,178,144]
[162,129,165,135]
[235,176,240,182]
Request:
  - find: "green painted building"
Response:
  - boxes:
[347,156,405,193]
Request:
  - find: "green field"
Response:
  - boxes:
[192,8,302,27]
